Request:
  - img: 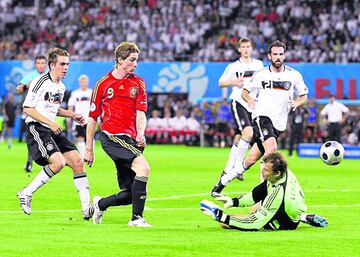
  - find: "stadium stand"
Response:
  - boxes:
[1,0,359,62]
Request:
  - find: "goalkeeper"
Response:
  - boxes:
[200,152,328,230]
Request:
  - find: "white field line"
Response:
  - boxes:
[1,204,360,215]
[1,189,359,215]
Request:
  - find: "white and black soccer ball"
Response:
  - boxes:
[320,141,345,165]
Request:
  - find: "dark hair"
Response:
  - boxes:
[267,40,286,54]
[35,55,46,62]
[263,152,287,176]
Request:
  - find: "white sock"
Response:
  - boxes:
[235,138,250,163]
[220,161,246,186]
[73,172,90,212]
[224,141,238,173]
[77,141,85,158]
[24,165,55,195]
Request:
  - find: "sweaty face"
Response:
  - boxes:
[268,46,285,69]
[35,59,46,74]
[238,42,253,58]
[119,52,139,75]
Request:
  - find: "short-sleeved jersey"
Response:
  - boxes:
[147,117,163,129]
[89,71,147,139]
[170,116,188,130]
[219,58,264,112]
[244,65,308,131]
[20,70,47,86]
[68,88,92,124]
[23,73,66,128]
[320,101,349,123]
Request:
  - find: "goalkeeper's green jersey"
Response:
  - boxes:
[225,169,307,230]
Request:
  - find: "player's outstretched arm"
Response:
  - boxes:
[84,117,97,167]
[200,200,228,222]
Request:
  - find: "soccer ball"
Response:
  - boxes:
[319,141,345,165]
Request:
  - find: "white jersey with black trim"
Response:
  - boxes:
[244,65,308,131]
[219,58,264,112]
[68,88,92,124]
[23,73,66,128]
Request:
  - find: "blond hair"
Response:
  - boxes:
[238,37,252,48]
[114,42,140,64]
[47,47,69,68]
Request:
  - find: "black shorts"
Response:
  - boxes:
[230,100,252,135]
[252,116,282,154]
[6,116,15,128]
[100,132,144,190]
[26,122,77,166]
[216,122,228,133]
[73,124,87,138]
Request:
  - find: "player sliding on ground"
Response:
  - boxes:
[202,152,328,231]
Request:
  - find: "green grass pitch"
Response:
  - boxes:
[0,142,359,257]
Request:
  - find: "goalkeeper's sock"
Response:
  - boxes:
[131,176,148,220]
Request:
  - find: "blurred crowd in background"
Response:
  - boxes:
[1,0,360,62]
[1,0,360,151]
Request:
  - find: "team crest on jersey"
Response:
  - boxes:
[262,128,269,136]
[46,143,54,151]
[283,81,291,90]
[129,87,138,98]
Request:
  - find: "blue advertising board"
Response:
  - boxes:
[1,61,360,102]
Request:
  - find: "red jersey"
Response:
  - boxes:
[89,71,148,139]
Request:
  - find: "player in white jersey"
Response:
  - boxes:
[17,48,93,220]
[68,74,92,157]
[211,38,263,197]
[214,40,308,194]
[170,109,188,144]
[145,109,163,143]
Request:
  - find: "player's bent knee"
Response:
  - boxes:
[48,153,66,172]
[132,156,150,177]
[242,127,253,140]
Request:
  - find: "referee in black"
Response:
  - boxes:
[288,106,308,156]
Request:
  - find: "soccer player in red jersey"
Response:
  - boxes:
[84,42,152,227]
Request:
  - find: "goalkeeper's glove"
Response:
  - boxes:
[216,195,234,208]
[200,200,224,221]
